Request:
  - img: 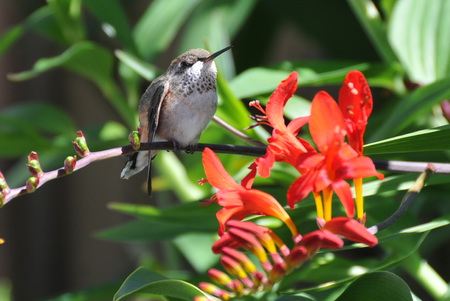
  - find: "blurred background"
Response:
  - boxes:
[1,1,450,300]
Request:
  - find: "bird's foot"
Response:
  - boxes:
[170,140,181,152]
[185,144,197,154]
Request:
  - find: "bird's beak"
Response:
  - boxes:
[200,46,232,63]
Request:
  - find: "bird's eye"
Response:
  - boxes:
[180,61,193,68]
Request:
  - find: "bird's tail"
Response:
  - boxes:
[120,151,148,180]
[121,151,156,197]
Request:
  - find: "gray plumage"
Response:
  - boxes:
[121,47,232,196]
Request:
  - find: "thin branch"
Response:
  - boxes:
[2,142,450,206]
[212,115,267,147]
[368,164,435,234]
[372,159,450,174]
[2,142,264,205]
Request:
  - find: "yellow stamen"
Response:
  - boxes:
[354,177,364,220]
[313,191,324,220]
[323,188,333,221]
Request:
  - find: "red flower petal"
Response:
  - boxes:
[331,179,354,218]
[338,71,373,155]
[301,229,344,251]
[323,217,378,247]
[309,91,346,154]
[287,116,310,135]
[266,72,299,129]
[287,170,317,208]
[241,162,257,189]
[214,189,298,237]
[203,148,241,190]
[339,70,373,124]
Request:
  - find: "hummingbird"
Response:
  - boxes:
[121,46,232,196]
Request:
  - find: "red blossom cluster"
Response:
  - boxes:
[197,71,383,300]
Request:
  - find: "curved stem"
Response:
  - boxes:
[367,165,435,234]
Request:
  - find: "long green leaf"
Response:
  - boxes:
[97,202,218,242]
[24,6,68,45]
[156,151,205,201]
[0,25,24,56]
[347,0,398,65]
[8,41,111,83]
[370,76,450,141]
[229,61,397,99]
[178,0,257,79]
[115,50,158,81]
[8,41,135,128]
[47,0,85,44]
[133,0,202,60]
[365,124,450,155]
[216,71,252,130]
[114,267,207,301]
[388,0,450,84]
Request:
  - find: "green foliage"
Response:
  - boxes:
[114,267,209,301]
[388,0,450,84]
[335,271,413,301]
[1,0,450,300]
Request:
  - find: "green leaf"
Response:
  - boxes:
[336,271,413,301]
[8,41,111,83]
[8,41,135,128]
[83,0,138,54]
[365,124,450,155]
[114,267,207,301]
[133,0,202,60]
[173,233,218,273]
[47,0,85,44]
[347,0,398,65]
[282,229,429,295]
[229,67,291,99]
[115,50,159,81]
[157,152,205,201]
[229,61,396,99]
[388,0,450,84]
[397,213,450,234]
[178,0,257,79]
[97,202,218,242]
[45,282,120,301]
[370,76,450,141]
[98,121,129,141]
[216,71,252,131]
[277,295,317,301]
[0,116,51,157]
[0,25,24,56]
[0,279,11,301]
[1,102,76,135]
[25,6,70,45]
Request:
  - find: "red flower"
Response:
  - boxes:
[251,72,313,178]
[287,91,383,219]
[338,71,375,221]
[300,229,344,255]
[338,70,373,155]
[202,148,298,237]
[323,217,378,247]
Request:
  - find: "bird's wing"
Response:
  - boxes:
[138,76,170,196]
[139,76,169,144]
